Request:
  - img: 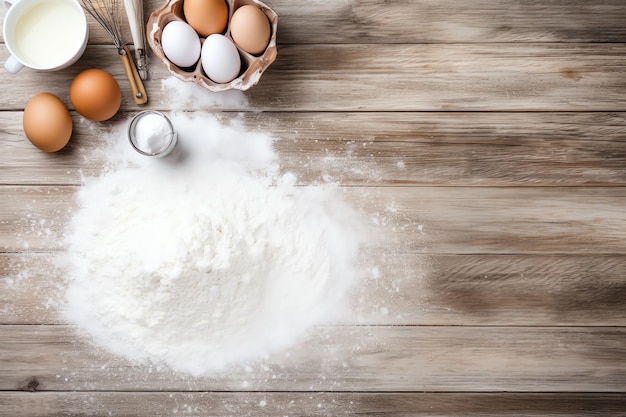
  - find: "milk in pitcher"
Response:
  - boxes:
[14,1,85,68]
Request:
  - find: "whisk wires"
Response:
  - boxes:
[77,0,148,104]
[79,0,126,49]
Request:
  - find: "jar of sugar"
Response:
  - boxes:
[128,111,177,157]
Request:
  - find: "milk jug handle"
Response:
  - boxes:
[4,55,23,73]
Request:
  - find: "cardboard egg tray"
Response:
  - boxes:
[147,0,278,92]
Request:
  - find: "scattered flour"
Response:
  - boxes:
[161,77,249,110]
[62,112,368,375]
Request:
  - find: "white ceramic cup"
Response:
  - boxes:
[3,0,88,73]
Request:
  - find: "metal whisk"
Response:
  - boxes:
[79,0,148,105]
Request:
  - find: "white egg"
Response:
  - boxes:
[201,34,241,84]
[161,21,201,68]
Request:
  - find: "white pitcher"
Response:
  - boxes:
[3,0,88,73]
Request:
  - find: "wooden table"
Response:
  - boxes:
[1,0,626,415]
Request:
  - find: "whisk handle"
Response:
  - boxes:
[119,45,148,105]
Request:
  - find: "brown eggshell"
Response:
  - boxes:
[230,5,270,55]
[23,93,73,152]
[70,69,122,122]
[183,0,228,37]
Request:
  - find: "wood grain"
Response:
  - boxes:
[1,392,625,417]
[4,0,625,45]
[2,111,626,186]
[269,0,626,44]
[2,186,625,255]
[0,325,624,392]
[1,0,625,414]
[2,253,625,326]
[1,44,625,112]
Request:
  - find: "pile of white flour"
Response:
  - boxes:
[63,113,367,375]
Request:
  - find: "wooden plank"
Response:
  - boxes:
[1,392,625,417]
[0,187,74,253]
[2,253,625,326]
[268,0,626,44]
[2,111,626,186]
[1,44,625,112]
[271,111,626,186]
[248,43,626,111]
[3,0,625,45]
[408,254,626,326]
[1,186,625,255]
[0,325,624,392]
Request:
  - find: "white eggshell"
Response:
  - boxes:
[161,21,201,67]
[201,34,241,84]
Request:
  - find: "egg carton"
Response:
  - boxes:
[147,0,278,92]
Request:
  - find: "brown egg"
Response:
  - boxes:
[230,5,271,55]
[23,93,72,152]
[70,69,122,122]
[183,0,228,37]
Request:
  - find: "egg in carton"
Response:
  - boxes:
[147,0,277,92]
